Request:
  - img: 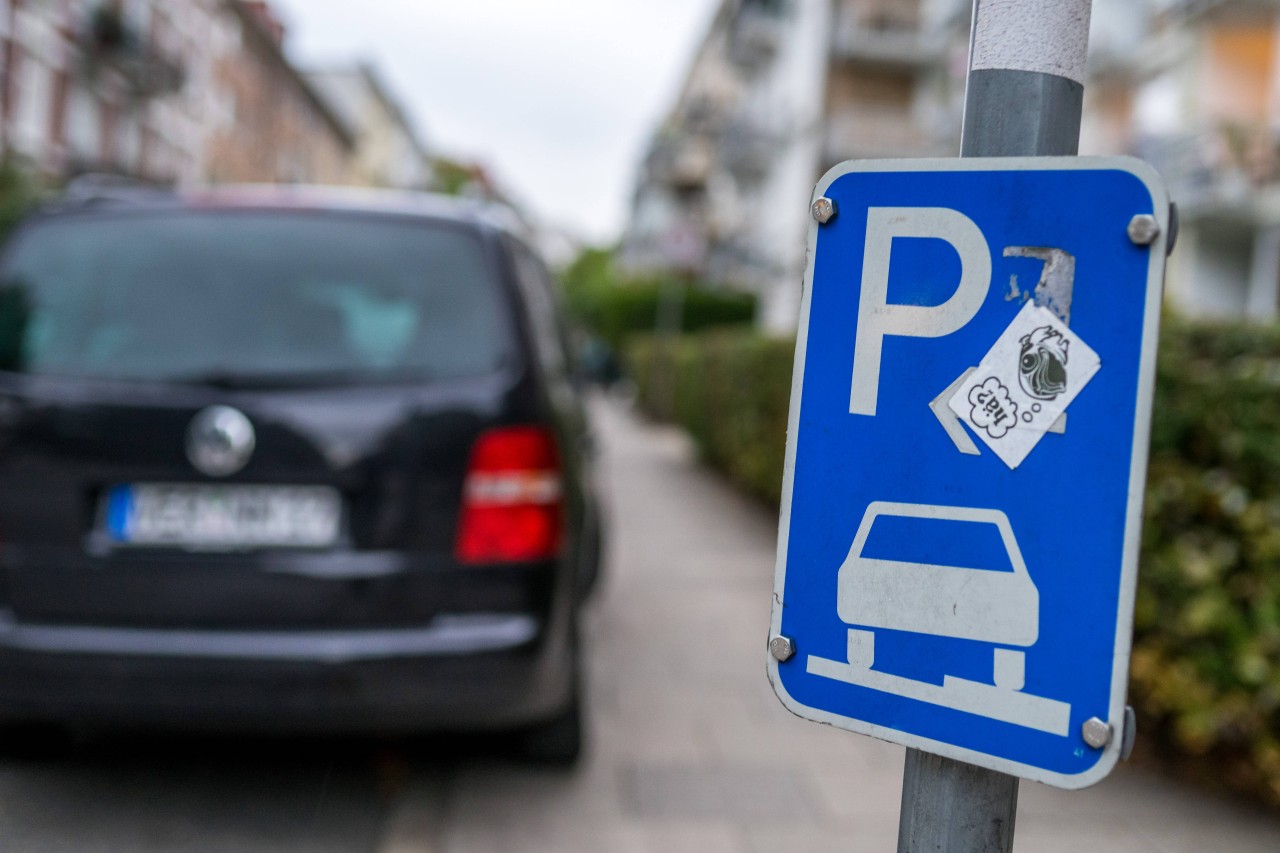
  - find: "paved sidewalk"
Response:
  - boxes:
[387,397,1280,852]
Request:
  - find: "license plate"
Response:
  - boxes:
[105,484,342,549]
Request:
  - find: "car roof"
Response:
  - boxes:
[35,179,530,240]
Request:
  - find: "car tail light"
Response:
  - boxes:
[455,426,564,564]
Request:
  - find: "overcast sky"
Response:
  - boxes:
[269,0,720,244]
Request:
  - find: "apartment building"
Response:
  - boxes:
[619,0,832,331]
[202,0,353,184]
[822,0,960,168]
[627,0,1280,331]
[1115,0,1280,321]
[621,0,961,332]
[3,0,201,183]
[0,0,352,187]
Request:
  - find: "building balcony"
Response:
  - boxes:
[830,14,944,72]
[720,118,783,179]
[646,135,716,189]
[729,3,785,70]
[823,110,943,163]
[1136,126,1280,219]
[680,93,735,137]
[79,6,185,98]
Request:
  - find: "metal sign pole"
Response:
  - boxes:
[896,2,1094,851]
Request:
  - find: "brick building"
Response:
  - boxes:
[203,1,353,184]
[0,0,353,186]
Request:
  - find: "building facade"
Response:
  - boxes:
[202,1,353,185]
[1110,0,1280,322]
[626,0,1280,331]
[822,0,961,167]
[620,0,963,332]
[619,0,833,331]
[0,0,353,187]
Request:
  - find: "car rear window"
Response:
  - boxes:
[0,211,512,385]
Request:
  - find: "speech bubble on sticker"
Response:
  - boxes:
[968,377,1019,439]
[948,303,1100,469]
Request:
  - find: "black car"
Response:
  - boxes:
[0,185,603,762]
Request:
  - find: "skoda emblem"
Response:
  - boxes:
[187,406,255,477]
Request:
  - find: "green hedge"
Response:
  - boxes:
[628,332,792,503]
[1137,320,1280,802]
[627,318,1280,807]
[575,281,756,351]
[561,249,756,350]
[0,158,40,242]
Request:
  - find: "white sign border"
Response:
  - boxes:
[766,156,1170,790]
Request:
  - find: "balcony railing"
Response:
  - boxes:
[830,13,943,71]
[646,135,716,189]
[720,112,786,178]
[1136,125,1280,212]
[80,7,185,98]
[823,110,943,163]
[730,3,784,70]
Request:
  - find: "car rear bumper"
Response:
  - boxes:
[0,612,574,733]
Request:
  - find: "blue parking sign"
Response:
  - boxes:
[767,158,1169,788]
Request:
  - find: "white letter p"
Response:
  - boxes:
[850,207,991,416]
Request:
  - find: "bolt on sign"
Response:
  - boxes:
[768,158,1169,788]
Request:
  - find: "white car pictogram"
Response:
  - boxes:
[808,501,1071,735]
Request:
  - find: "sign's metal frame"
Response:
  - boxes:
[767,155,1169,789]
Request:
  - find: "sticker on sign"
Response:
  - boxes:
[948,303,1101,468]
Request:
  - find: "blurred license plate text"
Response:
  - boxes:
[105,484,341,548]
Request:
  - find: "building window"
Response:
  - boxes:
[14,51,51,157]
[66,88,100,162]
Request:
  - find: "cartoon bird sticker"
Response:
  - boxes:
[1018,326,1069,400]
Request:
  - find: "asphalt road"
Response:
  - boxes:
[0,396,1278,852]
